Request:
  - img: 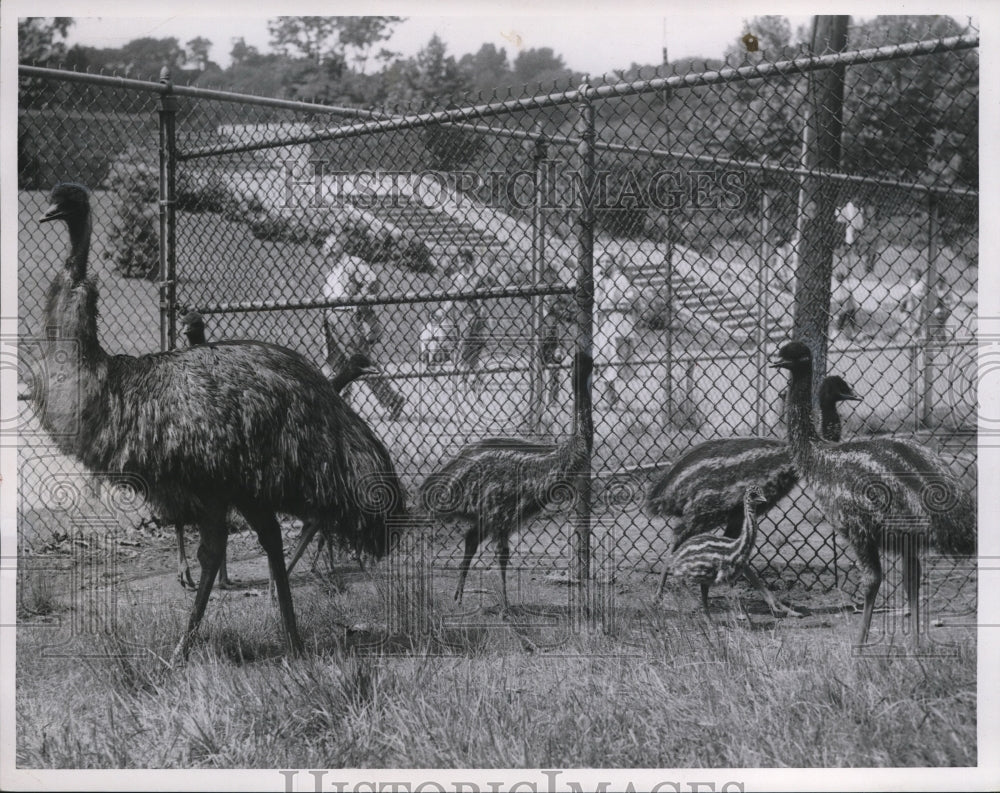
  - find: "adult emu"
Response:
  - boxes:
[646,375,860,616]
[36,183,406,661]
[419,351,593,610]
[173,312,381,590]
[647,375,861,549]
[772,340,975,645]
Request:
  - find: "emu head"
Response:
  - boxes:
[770,341,812,373]
[820,375,862,406]
[40,182,91,225]
[179,310,206,346]
[345,352,379,377]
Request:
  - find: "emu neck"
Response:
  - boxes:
[573,373,594,454]
[45,213,104,363]
[738,498,759,557]
[819,399,843,443]
[785,366,819,470]
[331,367,359,392]
[65,212,92,284]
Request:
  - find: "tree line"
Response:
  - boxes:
[19,17,572,108]
[19,15,978,249]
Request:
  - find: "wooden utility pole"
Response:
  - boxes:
[792,16,849,398]
[570,82,596,628]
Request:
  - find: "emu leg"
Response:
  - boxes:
[656,565,670,601]
[217,549,234,589]
[496,534,511,612]
[176,524,195,590]
[741,566,803,617]
[855,541,883,647]
[700,582,711,616]
[902,545,923,644]
[242,504,303,657]
[455,526,481,604]
[171,512,227,664]
[318,532,336,574]
[286,519,319,576]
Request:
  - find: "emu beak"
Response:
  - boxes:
[842,390,862,402]
[770,356,790,370]
[39,204,65,223]
[359,365,380,376]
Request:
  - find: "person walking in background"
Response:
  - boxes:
[541,291,574,403]
[419,307,457,372]
[898,266,926,338]
[322,228,405,420]
[831,269,858,340]
[930,281,953,341]
[453,247,496,392]
[835,199,865,267]
[445,247,476,326]
[594,253,638,408]
[775,241,792,285]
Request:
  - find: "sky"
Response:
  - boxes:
[56,8,818,78]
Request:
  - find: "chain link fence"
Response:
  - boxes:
[16,21,978,616]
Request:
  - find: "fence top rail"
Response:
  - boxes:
[18,64,381,119]
[187,283,576,316]
[458,123,978,201]
[171,34,977,161]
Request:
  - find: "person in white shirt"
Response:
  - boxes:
[419,307,457,371]
[836,200,864,248]
[831,269,858,339]
[322,228,405,419]
[898,267,926,338]
[593,253,638,407]
[930,281,952,341]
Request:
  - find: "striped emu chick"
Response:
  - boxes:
[36,183,406,662]
[658,485,768,616]
[772,341,976,645]
[420,352,593,610]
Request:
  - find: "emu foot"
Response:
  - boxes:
[178,568,196,590]
[169,631,195,668]
[769,599,804,618]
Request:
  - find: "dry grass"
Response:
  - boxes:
[16,563,976,769]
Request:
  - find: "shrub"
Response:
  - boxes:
[104,151,160,280]
[103,148,435,273]
[327,216,434,274]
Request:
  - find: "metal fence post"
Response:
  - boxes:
[755,184,773,435]
[529,128,549,432]
[661,62,675,431]
[158,66,178,352]
[922,192,938,426]
[573,82,596,620]
[661,208,675,430]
